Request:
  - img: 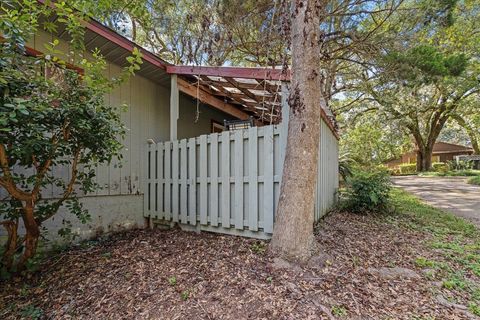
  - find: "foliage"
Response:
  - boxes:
[338,152,355,181]
[419,169,480,177]
[447,160,473,171]
[19,305,43,320]
[341,167,392,213]
[432,162,447,172]
[0,0,142,272]
[338,113,411,166]
[331,305,348,317]
[467,176,480,186]
[340,0,480,171]
[168,276,177,286]
[399,163,417,175]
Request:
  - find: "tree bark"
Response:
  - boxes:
[271,0,324,261]
[17,201,40,271]
[1,220,18,270]
[416,147,433,171]
[453,115,480,154]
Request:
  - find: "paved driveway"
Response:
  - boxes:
[392,176,480,228]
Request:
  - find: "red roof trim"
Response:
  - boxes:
[166,65,291,81]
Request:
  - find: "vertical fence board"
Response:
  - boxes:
[248,127,259,231]
[188,138,197,225]
[234,130,244,230]
[172,140,179,222]
[148,144,156,216]
[221,131,231,228]
[180,139,188,223]
[164,141,171,220]
[210,134,219,227]
[157,143,164,220]
[263,125,274,233]
[199,135,208,225]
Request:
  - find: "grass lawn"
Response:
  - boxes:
[468,176,480,185]
[419,169,480,177]
[0,189,479,319]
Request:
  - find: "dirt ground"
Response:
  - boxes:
[0,211,477,319]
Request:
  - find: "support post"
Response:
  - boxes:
[280,82,289,168]
[170,74,179,141]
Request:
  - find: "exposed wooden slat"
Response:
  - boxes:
[148,144,156,215]
[234,130,244,230]
[210,134,219,227]
[263,125,274,233]
[224,77,261,104]
[180,139,188,223]
[166,65,291,81]
[177,78,249,120]
[158,143,164,219]
[172,140,179,222]
[188,138,197,225]
[164,141,171,220]
[221,131,231,228]
[248,127,259,231]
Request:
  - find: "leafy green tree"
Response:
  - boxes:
[0,0,142,271]
[338,112,412,166]
[344,0,480,171]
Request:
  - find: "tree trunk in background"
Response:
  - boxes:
[271,0,324,261]
[453,115,480,154]
[416,147,433,171]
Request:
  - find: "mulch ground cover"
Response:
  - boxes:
[0,210,477,319]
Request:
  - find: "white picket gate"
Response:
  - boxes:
[144,119,338,238]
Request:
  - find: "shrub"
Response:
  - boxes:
[447,160,473,171]
[342,168,392,213]
[388,167,401,176]
[399,163,417,175]
[468,176,480,186]
[432,162,447,172]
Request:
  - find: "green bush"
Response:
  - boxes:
[342,168,392,213]
[447,160,473,171]
[468,176,480,186]
[399,163,417,175]
[432,162,447,172]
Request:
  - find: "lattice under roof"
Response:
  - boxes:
[166,66,290,124]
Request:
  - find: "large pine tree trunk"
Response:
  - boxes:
[271,0,324,261]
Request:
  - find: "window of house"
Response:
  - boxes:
[431,155,440,163]
[211,120,225,133]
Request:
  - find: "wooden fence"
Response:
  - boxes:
[144,119,338,238]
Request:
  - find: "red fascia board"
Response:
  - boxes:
[166,65,291,81]
[25,46,84,74]
[0,35,84,74]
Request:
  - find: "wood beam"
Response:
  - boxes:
[177,78,250,120]
[166,65,291,81]
[224,77,260,103]
[170,75,179,140]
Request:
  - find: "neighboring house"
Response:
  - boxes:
[386,142,474,167]
[1,17,339,242]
